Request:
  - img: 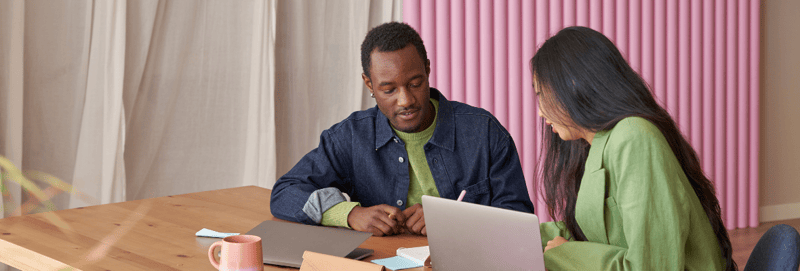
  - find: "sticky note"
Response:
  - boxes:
[195,228,239,238]
[371,256,422,270]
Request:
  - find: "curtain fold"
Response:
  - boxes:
[123,0,275,200]
[0,0,25,220]
[243,0,277,189]
[1,0,283,208]
[1,0,398,214]
[274,0,401,177]
[69,0,127,208]
[21,0,103,210]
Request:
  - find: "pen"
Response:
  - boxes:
[457,190,466,201]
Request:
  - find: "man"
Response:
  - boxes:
[270,22,533,236]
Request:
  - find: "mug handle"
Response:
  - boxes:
[208,240,223,269]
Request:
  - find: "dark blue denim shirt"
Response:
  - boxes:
[270,88,534,224]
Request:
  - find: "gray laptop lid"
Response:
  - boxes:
[422,195,546,271]
[245,220,372,268]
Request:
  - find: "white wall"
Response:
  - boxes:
[760,0,800,222]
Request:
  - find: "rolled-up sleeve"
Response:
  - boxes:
[270,129,352,224]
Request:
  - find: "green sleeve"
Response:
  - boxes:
[545,118,691,270]
[320,201,360,228]
[539,221,572,249]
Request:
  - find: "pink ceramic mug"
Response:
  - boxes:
[208,235,264,271]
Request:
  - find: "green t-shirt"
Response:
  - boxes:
[393,99,441,207]
[320,99,441,228]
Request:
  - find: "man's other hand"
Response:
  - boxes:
[347,205,406,236]
[402,203,426,236]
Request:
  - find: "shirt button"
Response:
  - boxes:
[398,157,404,163]
[433,158,438,163]
[396,200,403,206]
[394,138,399,143]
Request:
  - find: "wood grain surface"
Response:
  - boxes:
[0,184,795,270]
[0,186,429,271]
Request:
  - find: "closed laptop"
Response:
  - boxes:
[245,220,373,268]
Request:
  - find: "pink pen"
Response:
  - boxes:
[457,190,467,201]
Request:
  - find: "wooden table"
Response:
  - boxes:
[0,186,429,270]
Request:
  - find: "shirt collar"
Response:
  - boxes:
[374,88,455,151]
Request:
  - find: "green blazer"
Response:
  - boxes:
[539,117,724,270]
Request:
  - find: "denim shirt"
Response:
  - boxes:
[270,88,534,225]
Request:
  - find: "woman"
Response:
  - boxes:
[532,26,735,270]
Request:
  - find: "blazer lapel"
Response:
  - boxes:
[575,130,611,244]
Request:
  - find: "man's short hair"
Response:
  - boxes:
[360,22,428,78]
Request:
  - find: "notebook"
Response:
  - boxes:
[245,220,373,268]
[396,246,429,265]
[421,195,546,270]
[370,246,430,270]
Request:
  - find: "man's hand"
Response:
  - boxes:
[347,205,406,236]
[402,203,426,235]
[544,236,568,252]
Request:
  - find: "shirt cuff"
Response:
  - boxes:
[302,187,349,224]
[321,201,361,228]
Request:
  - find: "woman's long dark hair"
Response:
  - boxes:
[531,26,735,270]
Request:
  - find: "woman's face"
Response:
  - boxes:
[535,82,586,142]
[537,105,584,141]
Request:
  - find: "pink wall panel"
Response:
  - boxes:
[493,0,508,125]
[404,0,760,229]
[465,0,479,106]
[736,0,750,229]
[435,0,451,99]
[749,0,761,228]
[725,0,737,229]
[451,0,465,102]
[480,0,494,113]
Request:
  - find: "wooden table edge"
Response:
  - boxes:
[0,237,83,271]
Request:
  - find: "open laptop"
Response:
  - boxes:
[422,195,546,271]
[245,220,373,268]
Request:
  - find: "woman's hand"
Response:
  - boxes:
[544,236,569,252]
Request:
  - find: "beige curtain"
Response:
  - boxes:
[0,2,397,269]
[1,0,399,224]
[122,0,279,200]
[275,0,402,175]
[10,0,127,211]
[0,0,25,219]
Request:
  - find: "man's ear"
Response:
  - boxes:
[425,59,431,77]
[362,73,373,92]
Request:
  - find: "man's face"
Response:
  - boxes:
[363,45,433,133]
